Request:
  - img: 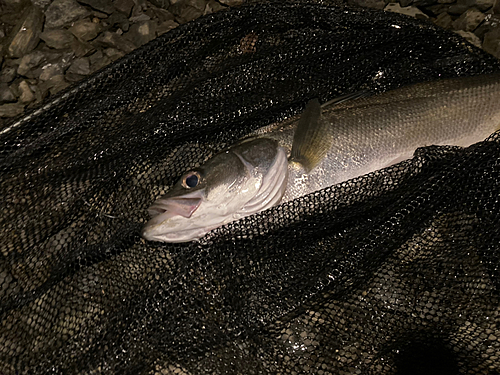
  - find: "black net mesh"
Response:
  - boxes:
[2,1,500,373]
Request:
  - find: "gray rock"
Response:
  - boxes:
[45,0,91,29]
[425,4,449,15]
[42,74,70,95]
[399,0,414,6]
[32,0,52,10]
[437,0,455,3]
[78,0,115,14]
[384,3,428,18]
[103,47,125,61]
[0,65,18,83]
[69,19,103,41]
[17,50,46,76]
[474,0,494,11]
[448,0,475,15]
[169,0,187,15]
[0,83,16,103]
[89,50,112,72]
[494,0,500,13]
[129,13,151,22]
[452,8,485,31]
[413,0,435,6]
[113,0,135,16]
[217,0,243,5]
[434,12,454,29]
[141,7,154,20]
[89,49,104,65]
[475,14,500,39]
[347,0,385,10]
[2,0,26,6]
[483,13,500,28]
[171,4,204,23]
[50,80,70,95]
[0,102,24,117]
[125,20,157,47]
[186,0,207,10]
[3,6,44,58]
[454,30,482,47]
[71,37,96,57]
[24,67,44,80]
[40,29,75,49]
[483,28,500,58]
[93,31,136,53]
[66,57,91,75]
[130,0,147,18]
[8,78,23,97]
[18,80,35,103]
[450,0,491,11]
[45,50,75,67]
[30,84,44,103]
[93,10,109,18]
[157,19,178,35]
[35,51,74,81]
[149,0,169,8]
[38,75,53,96]
[448,3,470,14]
[39,64,64,81]
[107,12,130,31]
[150,7,175,21]
[65,72,85,82]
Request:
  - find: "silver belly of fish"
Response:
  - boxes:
[142,73,500,242]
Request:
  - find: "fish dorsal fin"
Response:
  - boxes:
[320,90,371,107]
[290,99,332,173]
[290,92,370,173]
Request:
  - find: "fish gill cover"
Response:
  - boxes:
[1,1,500,373]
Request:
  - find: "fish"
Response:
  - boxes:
[142,73,500,243]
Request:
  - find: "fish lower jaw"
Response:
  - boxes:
[142,226,211,243]
[141,212,241,243]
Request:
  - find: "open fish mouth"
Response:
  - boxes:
[147,196,202,219]
[142,190,205,242]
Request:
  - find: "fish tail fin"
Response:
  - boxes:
[290,99,332,173]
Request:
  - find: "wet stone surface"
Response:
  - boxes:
[45,0,91,28]
[3,6,44,58]
[0,0,500,122]
[0,83,16,102]
[452,8,486,31]
[69,18,103,40]
[40,29,76,49]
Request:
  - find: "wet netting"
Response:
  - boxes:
[2,1,500,373]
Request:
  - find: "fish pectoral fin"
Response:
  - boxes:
[290,98,332,173]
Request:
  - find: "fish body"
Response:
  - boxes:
[142,73,500,243]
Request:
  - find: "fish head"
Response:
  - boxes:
[142,138,289,242]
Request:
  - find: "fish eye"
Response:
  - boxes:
[182,171,200,189]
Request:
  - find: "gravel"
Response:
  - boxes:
[1,0,500,126]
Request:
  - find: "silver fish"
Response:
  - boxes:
[142,73,500,242]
